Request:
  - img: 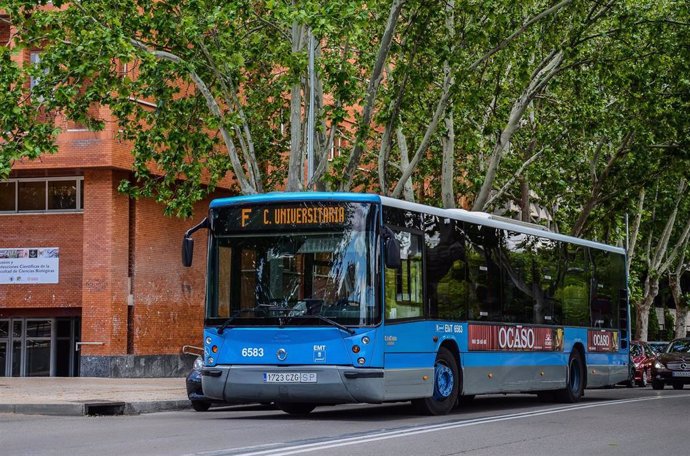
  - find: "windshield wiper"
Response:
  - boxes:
[286,314,355,335]
[217,304,290,334]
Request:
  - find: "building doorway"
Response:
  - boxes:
[0,317,80,377]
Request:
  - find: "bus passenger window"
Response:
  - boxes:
[385,231,423,320]
[500,231,536,324]
[425,217,468,320]
[559,245,591,327]
[590,250,622,329]
[466,226,501,321]
[535,238,562,325]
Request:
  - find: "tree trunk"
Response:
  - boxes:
[636,275,659,341]
[286,20,305,192]
[396,128,415,203]
[441,111,455,208]
[440,0,455,209]
[519,174,530,222]
[669,275,688,338]
[676,304,689,338]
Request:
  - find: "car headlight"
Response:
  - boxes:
[654,361,667,371]
[193,357,204,371]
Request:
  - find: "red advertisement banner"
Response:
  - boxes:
[587,329,619,352]
[468,324,564,352]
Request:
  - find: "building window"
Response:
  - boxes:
[1,16,10,47]
[18,181,46,211]
[0,181,15,211]
[48,180,77,210]
[0,177,84,213]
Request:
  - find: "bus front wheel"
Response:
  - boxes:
[557,350,585,403]
[413,347,459,415]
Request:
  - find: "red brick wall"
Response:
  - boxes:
[80,169,130,356]
[130,197,210,355]
[0,213,83,316]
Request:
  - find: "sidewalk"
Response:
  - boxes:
[0,377,191,416]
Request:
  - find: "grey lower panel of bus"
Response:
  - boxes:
[462,365,566,396]
[586,364,629,388]
[201,365,434,404]
[462,364,629,395]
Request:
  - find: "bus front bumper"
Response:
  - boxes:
[201,365,386,404]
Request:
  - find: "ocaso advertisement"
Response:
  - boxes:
[468,324,564,352]
[587,329,619,352]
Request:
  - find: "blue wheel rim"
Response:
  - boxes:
[433,362,454,400]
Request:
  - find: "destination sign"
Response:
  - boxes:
[240,206,346,228]
[211,202,364,234]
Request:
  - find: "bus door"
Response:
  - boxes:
[382,228,436,399]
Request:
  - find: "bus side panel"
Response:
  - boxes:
[462,351,567,395]
[567,327,629,387]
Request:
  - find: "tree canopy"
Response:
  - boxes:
[1,0,689,338]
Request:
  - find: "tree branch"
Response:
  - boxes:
[339,0,406,192]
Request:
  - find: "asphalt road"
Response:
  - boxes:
[2,387,689,456]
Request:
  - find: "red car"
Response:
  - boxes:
[630,340,656,387]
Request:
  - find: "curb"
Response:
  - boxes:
[0,400,191,416]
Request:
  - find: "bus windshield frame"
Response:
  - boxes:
[205,201,380,328]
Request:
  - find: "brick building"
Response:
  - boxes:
[1,19,228,377]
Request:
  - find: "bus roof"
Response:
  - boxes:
[209,192,381,208]
[209,192,625,255]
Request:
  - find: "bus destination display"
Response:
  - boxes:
[212,203,352,233]
[242,206,346,227]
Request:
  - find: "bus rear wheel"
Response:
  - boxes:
[413,347,459,415]
[557,350,585,403]
[277,402,316,416]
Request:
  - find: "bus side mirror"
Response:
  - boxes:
[383,227,401,269]
[181,217,209,268]
[182,236,194,267]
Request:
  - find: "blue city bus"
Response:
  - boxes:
[182,192,630,415]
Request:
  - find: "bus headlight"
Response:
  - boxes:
[362,336,370,345]
[357,357,366,365]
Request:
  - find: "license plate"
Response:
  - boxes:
[263,372,317,383]
[672,371,690,377]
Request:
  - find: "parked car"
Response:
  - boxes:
[183,345,221,412]
[630,340,656,387]
[651,338,690,390]
[647,341,669,355]
[186,356,215,411]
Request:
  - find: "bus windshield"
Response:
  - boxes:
[207,202,379,327]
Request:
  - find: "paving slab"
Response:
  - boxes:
[0,377,190,416]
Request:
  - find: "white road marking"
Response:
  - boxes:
[194,394,690,456]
